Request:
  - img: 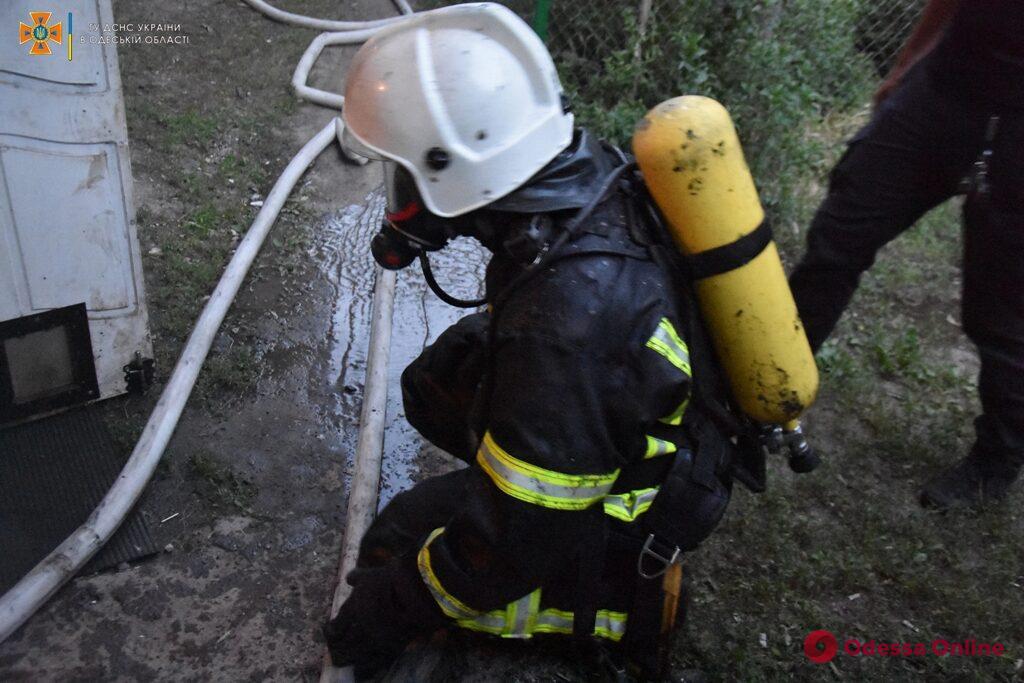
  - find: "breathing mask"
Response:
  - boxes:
[371,163,460,271]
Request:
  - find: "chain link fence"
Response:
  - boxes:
[547,0,921,121]
[854,1,925,78]
[546,1,923,76]
[418,1,922,108]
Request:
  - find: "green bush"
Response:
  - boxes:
[550,0,876,223]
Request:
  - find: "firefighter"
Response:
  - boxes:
[788,0,1024,508]
[322,4,736,679]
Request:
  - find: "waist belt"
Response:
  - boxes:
[638,417,733,578]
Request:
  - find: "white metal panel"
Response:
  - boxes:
[0,0,152,401]
[1,140,133,312]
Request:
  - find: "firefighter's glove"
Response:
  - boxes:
[322,563,422,679]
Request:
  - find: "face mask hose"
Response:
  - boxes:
[418,252,488,308]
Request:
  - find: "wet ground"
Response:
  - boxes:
[0,196,487,680]
[0,0,488,680]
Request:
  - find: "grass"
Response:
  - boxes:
[189,449,257,512]
[670,115,1022,679]
[124,76,317,408]
[166,109,218,146]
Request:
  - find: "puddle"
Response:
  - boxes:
[312,191,488,507]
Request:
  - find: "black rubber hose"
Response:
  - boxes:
[419,251,488,308]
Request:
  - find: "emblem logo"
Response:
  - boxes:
[18,11,63,56]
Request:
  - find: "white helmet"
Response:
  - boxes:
[342,2,574,217]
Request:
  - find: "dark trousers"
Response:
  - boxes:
[789,61,1024,466]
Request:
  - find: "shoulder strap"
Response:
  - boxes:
[631,174,772,493]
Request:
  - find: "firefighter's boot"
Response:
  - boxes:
[920,449,1021,509]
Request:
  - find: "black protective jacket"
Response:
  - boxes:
[353,137,734,674]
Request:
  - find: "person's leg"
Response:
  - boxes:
[357,467,474,567]
[922,112,1024,507]
[790,64,985,351]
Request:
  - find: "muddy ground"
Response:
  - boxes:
[2,0,1023,681]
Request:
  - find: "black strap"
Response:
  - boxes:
[687,219,772,280]
[622,556,667,674]
[477,161,637,430]
[644,239,746,439]
[630,188,753,446]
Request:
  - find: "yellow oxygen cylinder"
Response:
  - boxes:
[633,96,818,424]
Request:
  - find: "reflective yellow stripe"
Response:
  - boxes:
[644,435,678,459]
[455,611,506,635]
[523,588,542,636]
[659,397,690,426]
[433,584,627,643]
[594,610,628,642]
[417,528,481,620]
[454,589,539,637]
[533,606,574,635]
[603,487,659,523]
[507,590,540,638]
[646,318,691,375]
[419,531,544,636]
[483,601,627,642]
[532,607,627,642]
[476,432,619,511]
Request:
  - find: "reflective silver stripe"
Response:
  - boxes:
[476,432,618,510]
[603,487,660,522]
[646,318,691,375]
[534,608,574,635]
[594,610,628,642]
[532,607,627,642]
[450,592,627,642]
[506,591,537,638]
[454,590,541,637]
[457,611,505,635]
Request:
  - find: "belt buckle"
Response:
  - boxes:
[637,534,680,579]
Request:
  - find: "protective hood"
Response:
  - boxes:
[487,129,620,214]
